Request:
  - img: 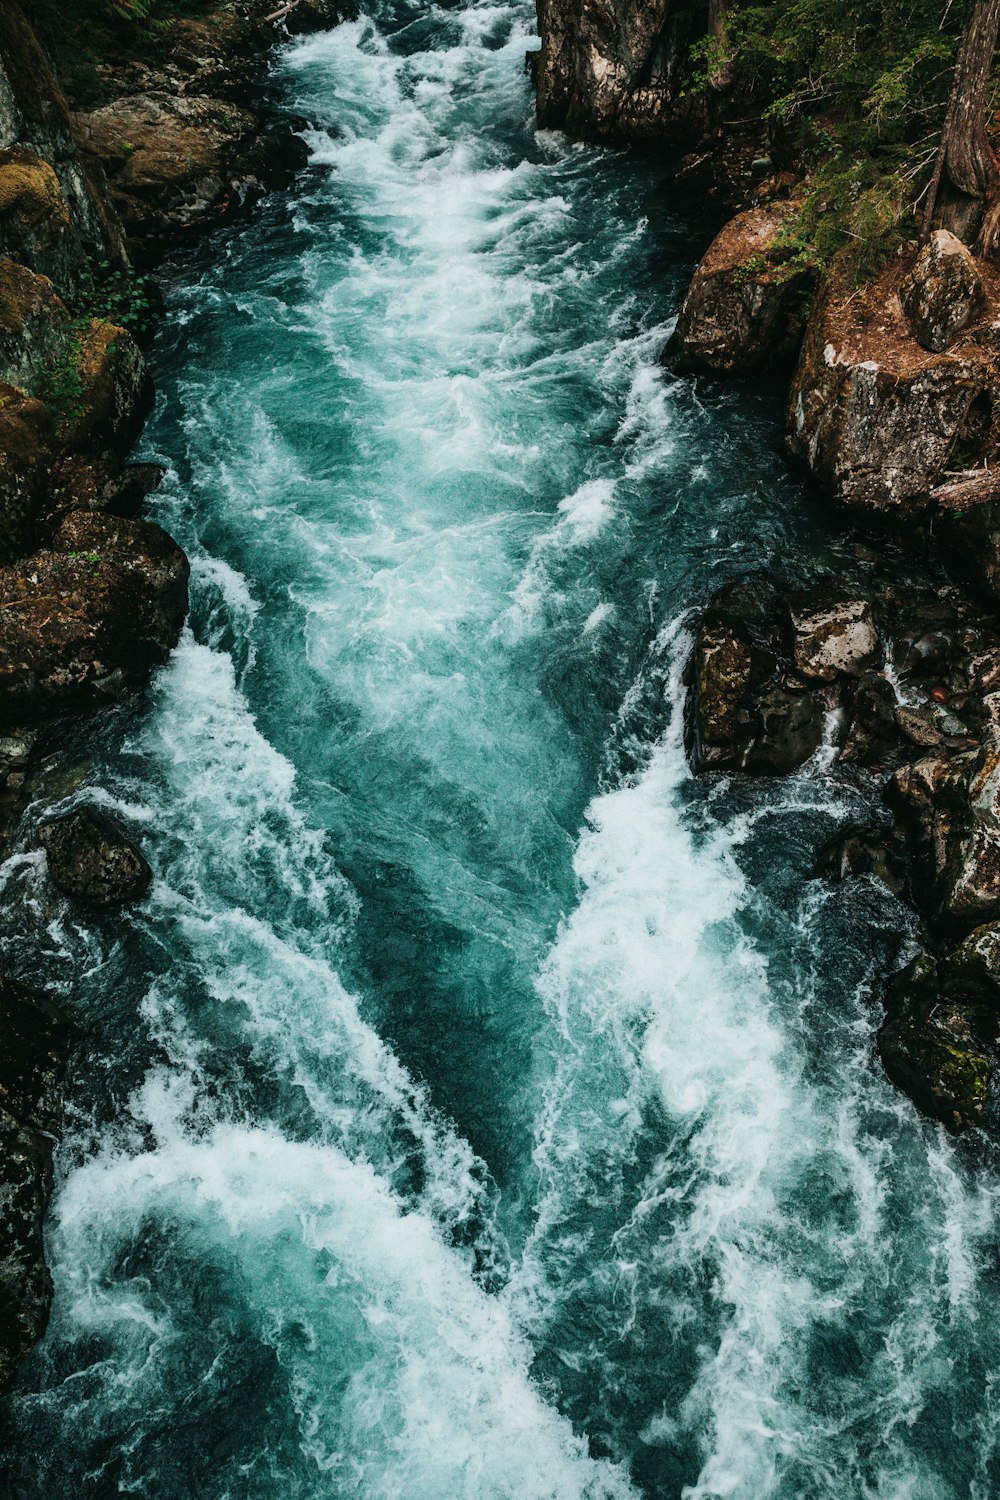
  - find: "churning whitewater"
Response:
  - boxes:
[4,4,1000,1498]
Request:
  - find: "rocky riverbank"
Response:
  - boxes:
[0,0,342,1396]
[534,0,1000,1134]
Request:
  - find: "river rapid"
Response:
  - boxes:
[3,5,1000,1498]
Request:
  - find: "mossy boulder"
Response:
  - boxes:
[0,382,55,561]
[0,508,189,722]
[667,203,813,374]
[50,318,152,459]
[0,972,68,1396]
[890,743,1000,931]
[0,147,73,287]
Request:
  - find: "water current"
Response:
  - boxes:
[4,5,1000,1497]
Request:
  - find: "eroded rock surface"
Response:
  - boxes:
[900,231,985,354]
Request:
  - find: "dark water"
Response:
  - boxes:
[4,5,1000,1497]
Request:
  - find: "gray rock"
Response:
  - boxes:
[41,804,151,908]
[789,596,880,681]
[900,231,984,354]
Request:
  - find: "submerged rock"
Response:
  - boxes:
[41,804,151,908]
[899,231,984,354]
[667,203,812,373]
[879,927,1000,1132]
[0,509,189,721]
[0,974,68,1395]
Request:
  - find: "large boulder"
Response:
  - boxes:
[0,974,68,1395]
[667,204,813,373]
[41,804,151,909]
[899,231,984,354]
[787,271,995,514]
[0,383,55,560]
[0,148,74,290]
[788,594,880,682]
[879,928,1000,1132]
[0,509,189,721]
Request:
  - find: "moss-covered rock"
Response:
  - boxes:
[0,381,55,561]
[47,317,152,458]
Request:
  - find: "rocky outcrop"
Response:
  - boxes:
[533,0,699,140]
[667,202,813,372]
[41,805,151,909]
[900,230,985,354]
[0,384,55,560]
[786,261,998,515]
[0,974,67,1395]
[0,510,189,721]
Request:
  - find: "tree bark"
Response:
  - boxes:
[707,0,733,90]
[922,0,1000,240]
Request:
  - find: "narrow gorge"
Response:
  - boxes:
[2,2,1000,1498]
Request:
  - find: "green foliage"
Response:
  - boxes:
[37,319,88,436]
[693,1,990,277]
[77,260,159,341]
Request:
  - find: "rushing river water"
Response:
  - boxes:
[5,5,1000,1497]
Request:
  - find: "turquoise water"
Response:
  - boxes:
[4,5,1000,1497]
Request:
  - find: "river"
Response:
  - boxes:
[3,3,1000,1497]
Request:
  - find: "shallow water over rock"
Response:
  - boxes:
[3,4,1000,1497]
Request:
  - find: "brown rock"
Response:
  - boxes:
[0,509,189,721]
[787,275,994,513]
[900,231,984,354]
[891,742,1000,929]
[667,204,813,373]
[53,318,152,459]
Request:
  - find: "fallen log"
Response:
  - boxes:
[932,467,1000,510]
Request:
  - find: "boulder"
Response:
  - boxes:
[41,804,151,908]
[879,930,1000,1132]
[789,595,880,681]
[0,383,55,560]
[890,741,1000,930]
[0,974,68,1395]
[0,509,189,721]
[47,454,165,518]
[0,147,74,289]
[899,231,984,354]
[815,826,909,897]
[840,671,906,766]
[787,274,994,513]
[51,318,152,459]
[667,204,813,373]
[0,256,70,392]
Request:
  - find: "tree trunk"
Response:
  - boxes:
[707,0,733,90]
[922,0,1000,240]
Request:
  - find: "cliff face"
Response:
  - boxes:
[534,0,705,139]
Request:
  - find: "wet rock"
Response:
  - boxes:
[789,595,880,682]
[46,453,164,519]
[282,0,360,33]
[890,742,1000,930]
[41,804,151,908]
[0,509,189,721]
[787,273,996,514]
[879,929,1000,1132]
[0,974,68,1395]
[899,231,984,354]
[0,383,55,560]
[840,672,904,766]
[667,203,813,373]
[743,683,825,774]
[815,826,909,897]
